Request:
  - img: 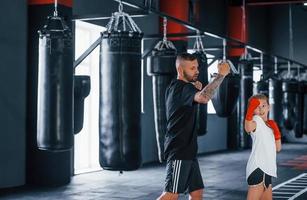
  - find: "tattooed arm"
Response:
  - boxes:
[194,61,230,104]
[194,74,225,104]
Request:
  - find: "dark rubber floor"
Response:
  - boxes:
[1,143,306,200]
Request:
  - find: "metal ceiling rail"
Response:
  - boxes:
[111,0,307,70]
[72,11,149,21]
[246,0,307,6]
[143,32,306,69]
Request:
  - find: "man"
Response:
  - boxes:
[157,53,230,200]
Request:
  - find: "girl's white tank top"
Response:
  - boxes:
[246,115,277,180]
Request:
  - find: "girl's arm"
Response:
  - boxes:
[266,120,282,152]
[244,98,260,133]
[275,139,282,152]
[245,120,256,133]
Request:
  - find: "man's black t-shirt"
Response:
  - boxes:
[164,79,199,160]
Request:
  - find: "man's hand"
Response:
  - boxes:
[218,61,231,76]
[192,81,202,90]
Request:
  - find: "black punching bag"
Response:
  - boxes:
[268,75,283,125]
[99,11,143,171]
[239,60,253,149]
[37,15,73,151]
[294,81,305,138]
[303,82,307,135]
[282,80,298,131]
[211,60,240,118]
[74,75,91,134]
[193,52,208,136]
[147,42,177,163]
[256,76,269,96]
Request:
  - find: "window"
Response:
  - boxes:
[253,68,262,82]
[74,21,105,174]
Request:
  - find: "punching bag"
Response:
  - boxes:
[294,81,306,138]
[193,51,208,136]
[155,0,188,161]
[256,76,269,96]
[282,79,298,131]
[99,10,143,171]
[239,59,253,149]
[303,82,307,135]
[74,75,91,134]
[268,75,283,126]
[147,41,177,163]
[211,64,240,118]
[37,15,73,151]
[305,95,307,135]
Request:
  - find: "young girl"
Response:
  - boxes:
[245,94,282,200]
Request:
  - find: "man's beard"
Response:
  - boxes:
[183,71,198,82]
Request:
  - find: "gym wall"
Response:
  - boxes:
[0,0,27,188]
[270,4,307,65]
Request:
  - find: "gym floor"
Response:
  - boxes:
[1,143,307,200]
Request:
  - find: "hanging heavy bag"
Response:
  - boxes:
[99,9,143,171]
[211,60,240,118]
[238,59,253,149]
[256,76,269,96]
[193,52,208,136]
[268,75,283,126]
[294,81,305,138]
[282,79,298,131]
[147,35,177,163]
[37,15,73,151]
[303,82,307,135]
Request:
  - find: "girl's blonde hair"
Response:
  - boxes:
[248,94,269,105]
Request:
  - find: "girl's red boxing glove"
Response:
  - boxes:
[266,120,281,140]
[245,98,260,121]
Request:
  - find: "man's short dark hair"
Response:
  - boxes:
[176,52,197,61]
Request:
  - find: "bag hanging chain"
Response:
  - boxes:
[193,30,205,53]
[54,0,58,17]
[222,39,239,74]
[106,0,142,33]
[154,17,176,51]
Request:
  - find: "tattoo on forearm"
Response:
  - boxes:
[199,74,225,101]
